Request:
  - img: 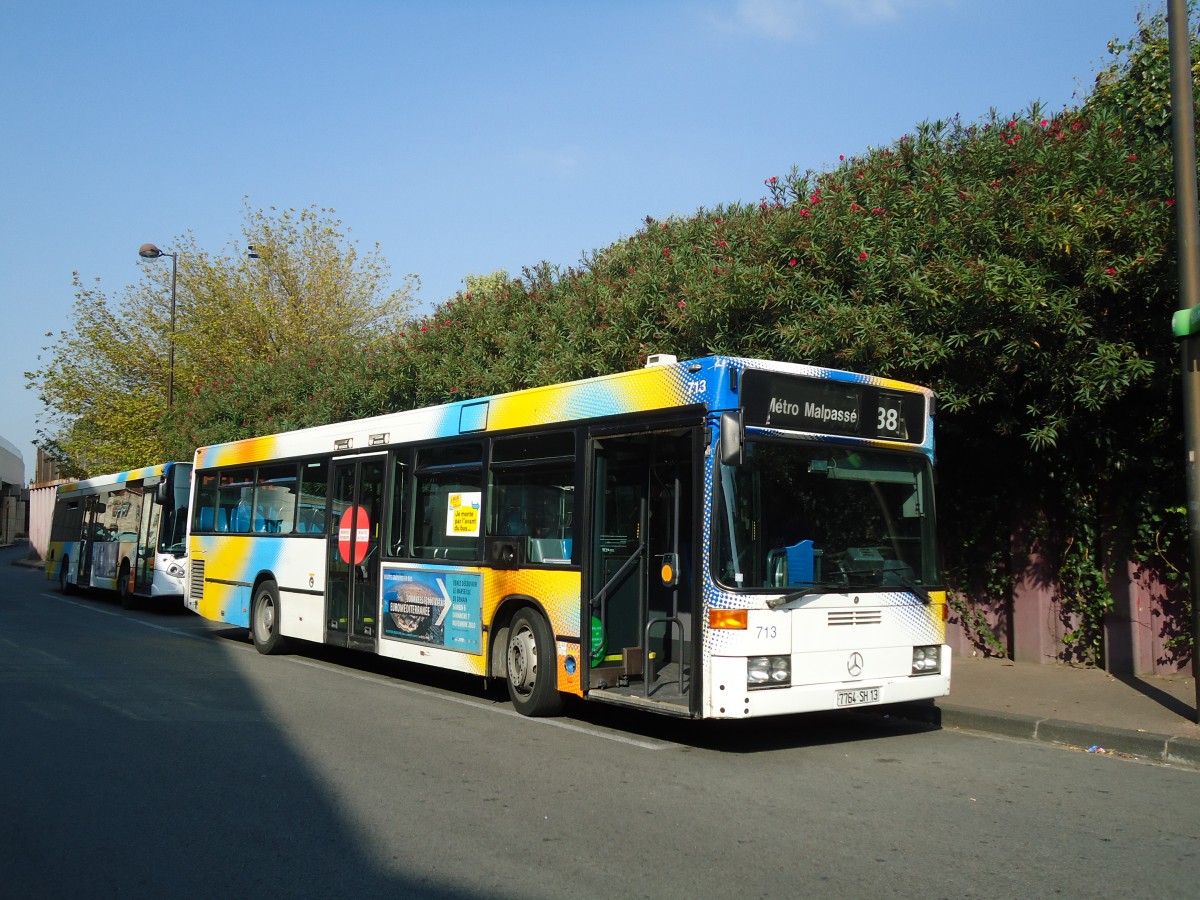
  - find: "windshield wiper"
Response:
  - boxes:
[767,585,837,609]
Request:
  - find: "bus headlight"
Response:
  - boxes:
[911,645,941,675]
[166,562,186,578]
[748,655,791,689]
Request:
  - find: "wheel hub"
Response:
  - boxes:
[507,625,537,696]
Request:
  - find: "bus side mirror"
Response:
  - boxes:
[720,411,744,467]
[155,481,170,504]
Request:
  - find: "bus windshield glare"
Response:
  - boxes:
[716,442,938,594]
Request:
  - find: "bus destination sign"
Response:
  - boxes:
[740,369,925,444]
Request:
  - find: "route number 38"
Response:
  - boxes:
[875,395,906,439]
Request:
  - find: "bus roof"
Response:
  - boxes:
[193,355,932,470]
[57,461,191,498]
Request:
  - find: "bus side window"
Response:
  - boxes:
[488,430,576,565]
[411,444,482,561]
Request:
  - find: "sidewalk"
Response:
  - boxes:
[891,655,1200,769]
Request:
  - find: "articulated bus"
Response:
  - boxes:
[46,462,193,608]
[185,355,950,718]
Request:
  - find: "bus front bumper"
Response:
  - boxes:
[706,646,951,719]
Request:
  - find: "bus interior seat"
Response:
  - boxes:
[529,538,572,564]
[768,540,817,586]
[233,503,252,533]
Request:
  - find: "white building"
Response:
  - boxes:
[0,436,25,546]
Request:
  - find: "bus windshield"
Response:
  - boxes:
[716,442,938,594]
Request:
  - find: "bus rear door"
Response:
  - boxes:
[326,456,387,650]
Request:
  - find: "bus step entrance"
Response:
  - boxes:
[588,638,691,711]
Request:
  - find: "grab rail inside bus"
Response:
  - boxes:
[587,540,646,666]
[644,615,684,698]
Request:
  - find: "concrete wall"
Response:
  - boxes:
[26,482,63,562]
[949,539,1191,677]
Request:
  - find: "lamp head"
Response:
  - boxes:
[138,243,164,260]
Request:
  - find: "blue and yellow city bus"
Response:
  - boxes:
[185,355,949,718]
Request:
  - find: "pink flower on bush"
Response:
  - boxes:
[798,208,811,218]
[1105,267,1116,276]
[789,259,797,267]
[662,247,671,258]
[677,300,685,308]
[858,251,869,261]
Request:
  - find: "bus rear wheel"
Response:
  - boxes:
[505,608,563,717]
[251,580,287,655]
[59,559,74,595]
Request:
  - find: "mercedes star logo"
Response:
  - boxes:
[847,651,864,677]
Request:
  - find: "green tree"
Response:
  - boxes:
[28,204,414,474]
[28,273,174,477]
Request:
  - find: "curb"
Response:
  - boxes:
[888,699,1200,770]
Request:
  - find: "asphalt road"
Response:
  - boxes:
[2,543,1198,899]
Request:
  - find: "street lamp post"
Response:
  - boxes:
[138,243,178,409]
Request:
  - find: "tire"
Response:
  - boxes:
[505,608,563,716]
[59,558,75,595]
[118,561,138,610]
[251,580,288,655]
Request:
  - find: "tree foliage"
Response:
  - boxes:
[28,204,413,474]
[380,6,1194,661]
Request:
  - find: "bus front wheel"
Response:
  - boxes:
[251,580,287,655]
[118,561,138,610]
[505,608,563,717]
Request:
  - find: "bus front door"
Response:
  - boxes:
[588,428,697,711]
[326,456,386,650]
[136,485,160,594]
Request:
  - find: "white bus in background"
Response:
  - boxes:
[46,462,192,608]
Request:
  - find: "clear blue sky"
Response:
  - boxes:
[0,0,1161,483]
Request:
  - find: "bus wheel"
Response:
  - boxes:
[505,608,563,717]
[118,561,138,610]
[59,559,74,595]
[251,580,287,655]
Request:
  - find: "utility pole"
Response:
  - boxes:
[1166,0,1200,723]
